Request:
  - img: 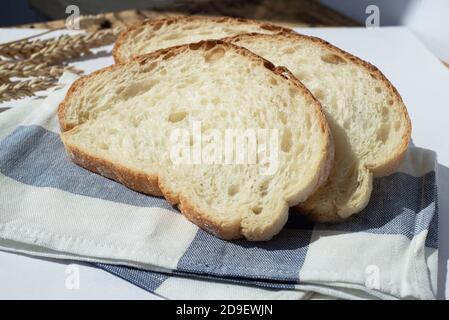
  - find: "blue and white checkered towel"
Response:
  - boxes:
[0,74,438,299]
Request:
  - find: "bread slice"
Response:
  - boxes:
[112,16,292,63]
[226,32,411,222]
[58,40,333,241]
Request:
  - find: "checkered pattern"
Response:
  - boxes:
[0,76,438,299]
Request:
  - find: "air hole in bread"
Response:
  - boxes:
[313,89,325,100]
[388,99,394,106]
[119,80,157,97]
[201,123,211,133]
[131,116,142,128]
[162,33,181,41]
[176,82,188,89]
[288,87,297,98]
[204,47,225,63]
[168,111,187,123]
[375,87,382,93]
[205,41,217,50]
[263,60,275,71]
[152,22,163,31]
[381,107,389,117]
[141,62,158,73]
[279,111,288,125]
[294,71,309,81]
[130,30,141,38]
[221,27,235,33]
[281,129,292,152]
[99,142,109,150]
[183,24,198,30]
[115,86,125,95]
[297,143,304,154]
[228,184,239,196]
[321,53,345,64]
[198,31,213,36]
[251,206,262,215]
[259,180,270,197]
[305,115,312,130]
[283,47,295,54]
[394,121,401,131]
[377,124,390,143]
[212,96,221,105]
[270,77,278,86]
[188,76,199,83]
[163,51,176,60]
[260,160,271,170]
[189,42,203,50]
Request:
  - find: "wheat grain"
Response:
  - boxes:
[0,78,56,102]
[29,28,120,64]
[0,60,82,79]
[0,38,47,60]
[0,25,122,102]
[0,27,121,61]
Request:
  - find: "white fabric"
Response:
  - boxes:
[0,74,438,300]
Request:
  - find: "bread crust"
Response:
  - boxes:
[63,135,243,239]
[112,15,293,63]
[59,40,333,240]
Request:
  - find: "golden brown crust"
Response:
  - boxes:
[112,15,293,63]
[59,39,333,240]
[226,31,411,178]
[63,135,241,239]
[62,136,163,197]
[178,198,242,240]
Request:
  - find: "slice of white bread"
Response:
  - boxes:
[112,16,292,63]
[226,32,411,222]
[58,40,333,240]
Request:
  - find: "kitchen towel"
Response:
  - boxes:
[0,73,438,299]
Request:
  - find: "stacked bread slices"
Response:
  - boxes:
[58,16,411,241]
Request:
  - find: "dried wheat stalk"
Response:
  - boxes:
[0,27,120,60]
[0,25,121,102]
[28,28,120,64]
[0,29,119,62]
[0,78,56,102]
[0,60,81,79]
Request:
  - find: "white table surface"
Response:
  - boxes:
[0,26,448,299]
